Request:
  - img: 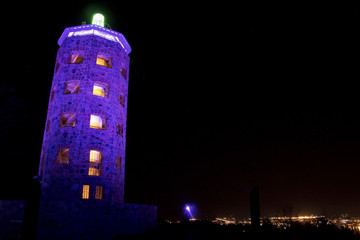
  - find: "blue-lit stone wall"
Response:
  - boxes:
[37,27,157,240]
[39,33,129,203]
[37,201,157,239]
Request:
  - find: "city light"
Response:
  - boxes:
[210,215,360,232]
[165,213,360,232]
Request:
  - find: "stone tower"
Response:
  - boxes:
[36,15,156,240]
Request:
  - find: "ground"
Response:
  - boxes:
[117,221,360,240]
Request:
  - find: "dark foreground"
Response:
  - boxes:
[117,221,360,240]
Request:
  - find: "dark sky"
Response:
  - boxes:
[1,2,360,219]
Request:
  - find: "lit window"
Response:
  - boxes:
[69,52,83,64]
[121,68,127,80]
[117,124,123,137]
[90,114,106,130]
[116,156,122,170]
[119,94,125,107]
[88,150,102,176]
[64,81,80,94]
[93,83,109,97]
[95,186,104,200]
[60,113,76,127]
[82,185,90,199]
[96,54,112,68]
[57,148,69,164]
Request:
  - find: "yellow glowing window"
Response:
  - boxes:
[95,186,104,200]
[60,113,76,127]
[57,148,69,164]
[89,150,102,176]
[70,52,83,64]
[82,185,90,199]
[96,54,112,68]
[90,114,106,130]
[93,83,109,97]
[64,81,80,94]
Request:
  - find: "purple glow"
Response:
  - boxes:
[57,24,131,54]
[185,205,194,219]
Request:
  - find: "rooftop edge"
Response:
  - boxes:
[58,24,132,54]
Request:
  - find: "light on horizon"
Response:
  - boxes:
[185,205,194,219]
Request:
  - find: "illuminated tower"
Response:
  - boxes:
[36,14,156,240]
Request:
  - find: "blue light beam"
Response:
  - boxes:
[185,205,194,219]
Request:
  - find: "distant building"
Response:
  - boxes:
[36,14,156,240]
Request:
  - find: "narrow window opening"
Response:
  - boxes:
[57,148,69,164]
[96,54,112,68]
[89,150,102,176]
[117,124,123,137]
[90,114,106,130]
[60,113,76,127]
[121,68,127,80]
[93,83,109,97]
[55,62,60,72]
[46,120,50,132]
[116,156,122,170]
[40,151,45,175]
[64,81,80,94]
[69,52,83,64]
[50,91,55,102]
[95,186,104,200]
[82,185,90,199]
[119,94,125,107]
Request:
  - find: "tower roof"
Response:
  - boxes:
[58,24,131,54]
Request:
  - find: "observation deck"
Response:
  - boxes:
[57,24,131,54]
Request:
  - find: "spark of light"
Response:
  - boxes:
[92,13,105,27]
[185,205,193,219]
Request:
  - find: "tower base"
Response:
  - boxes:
[36,201,157,240]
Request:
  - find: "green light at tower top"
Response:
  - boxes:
[92,13,105,27]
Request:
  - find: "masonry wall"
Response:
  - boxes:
[39,34,129,204]
[37,201,157,240]
[37,28,157,240]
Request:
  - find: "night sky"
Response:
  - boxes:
[1,2,360,219]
